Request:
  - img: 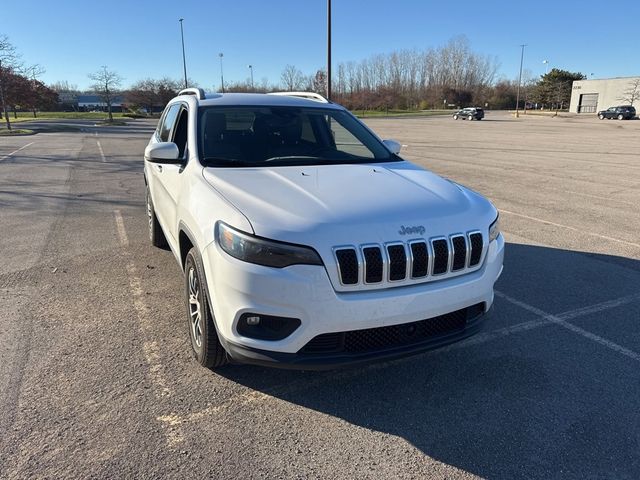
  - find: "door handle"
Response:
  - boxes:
[154,164,163,173]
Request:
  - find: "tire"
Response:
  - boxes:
[598,114,604,120]
[468,115,473,121]
[184,248,228,369]
[146,186,167,248]
[453,114,458,120]
[617,114,624,120]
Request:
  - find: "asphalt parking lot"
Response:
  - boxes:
[0,111,639,479]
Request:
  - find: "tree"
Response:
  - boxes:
[532,68,586,110]
[0,34,20,130]
[280,65,305,91]
[22,64,46,117]
[88,66,123,121]
[126,78,181,113]
[50,80,80,111]
[618,78,640,106]
[311,69,327,96]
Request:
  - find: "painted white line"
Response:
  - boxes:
[499,208,640,249]
[160,290,640,426]
[0,142,34,162]
[96,140,106,162]
[495,291,640,362]
[113,209,183,446]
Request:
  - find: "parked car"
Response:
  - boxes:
[453,107,484,120]
[597,105,636,120]
[144,89,504,370]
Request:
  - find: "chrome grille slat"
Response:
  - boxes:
[409,240,429,278]
[362,245,383,283]
[451,235,467,271]
[468,232,483,267]
[386,243,408,281]
[431,238,449,275]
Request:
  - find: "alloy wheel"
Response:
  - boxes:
[188,267,203,349]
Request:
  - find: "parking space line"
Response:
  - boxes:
[495,291,640,362]
[114,209,184,446]
[499,209,640,249]
[157,291,640,428]
[0,142,34,162]
[96,140,106,162]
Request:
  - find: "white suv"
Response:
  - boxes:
[144,89,504,370]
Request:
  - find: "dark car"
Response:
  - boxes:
[597,105,636,120]
[453,107,484,120]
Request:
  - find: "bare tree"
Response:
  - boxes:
[280,65,305,91]
[618,78,640,106]
[88,66,123,122]
[23,64,46,117]
[0,35,20,131]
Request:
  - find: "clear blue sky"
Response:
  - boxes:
[3,0,640,90]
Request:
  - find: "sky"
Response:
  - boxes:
[3,0,640,91]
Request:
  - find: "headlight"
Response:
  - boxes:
[216,222,323,268]
[489,215,500,243]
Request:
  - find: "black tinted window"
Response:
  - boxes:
[197,106,397,167]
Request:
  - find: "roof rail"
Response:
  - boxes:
[268,91,329,103]
[178,88,206,100]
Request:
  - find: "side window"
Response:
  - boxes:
[172,107,189,159]
[159,104,181,142]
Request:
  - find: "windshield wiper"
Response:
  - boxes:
[203,157,253,167]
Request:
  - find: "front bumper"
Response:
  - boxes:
[219,303,488,370]
[203,234,504,364]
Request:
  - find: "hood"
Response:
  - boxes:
[202,161,495,246]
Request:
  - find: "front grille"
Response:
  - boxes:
[410,242,428,278]
[335,248,358,284]
[362,246,383,283]
[432,239,449,275]
[387,244,407,281]
[300,303,484,354]
[451,235,467,271]
[469,232,483,266]
[333,231,484,287]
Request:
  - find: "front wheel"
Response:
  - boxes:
[468,115,473,121]
[617,114,624,120]
[598,114,604,120]
[453,114,459,120]
[184,248,228,369]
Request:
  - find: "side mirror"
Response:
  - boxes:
[383,139,402,155]
[145,142,181,163]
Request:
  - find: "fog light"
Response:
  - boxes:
[237,313,302,340]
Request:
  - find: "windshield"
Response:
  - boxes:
[197,106,399,167]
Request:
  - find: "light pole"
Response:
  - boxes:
[179,18,188,89]
[248,64,254,90]
[218,52,225,93]
[515,44,526,118]
[543,59,549,75]
[327,0,331,100]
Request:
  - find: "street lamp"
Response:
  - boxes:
[515,44,526,118]
[218,52,225,93]
[247,64,254,90]
[543,59,549,74]
[327,0,332,100]
[179,18,188,89]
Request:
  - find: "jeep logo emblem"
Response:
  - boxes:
[398,225,425,236]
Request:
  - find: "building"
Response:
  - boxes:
[570,76,640,114]
[77,94,126,112]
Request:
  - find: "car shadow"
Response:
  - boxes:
[216,243,640,479]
